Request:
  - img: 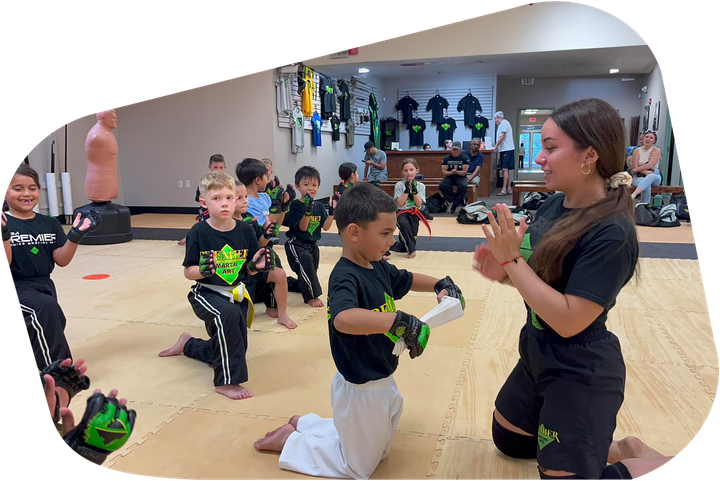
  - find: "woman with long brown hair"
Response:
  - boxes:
[474,99,672,479]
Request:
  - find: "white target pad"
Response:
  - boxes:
[47,240,715,479]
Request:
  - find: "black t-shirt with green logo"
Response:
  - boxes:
[408,118,426,146]
[521,194,638,337]
[285,199,328,244]
[331,115,341,142]
[7,213,67,281]
[472,115,490,139]
[437,117,457,147]
[426,95,449,124]
[183,219,260,288]
[327,257,414,384]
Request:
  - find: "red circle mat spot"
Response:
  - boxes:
[83,274,110,280]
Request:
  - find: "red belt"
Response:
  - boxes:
[397,207,431,240]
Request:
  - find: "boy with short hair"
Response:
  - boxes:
[390,158,428,259]
[254,183,464,479]
[179,154,227,245]
[234,180,297,329]
[284,166,336,308]
[336,162,359,198]
[261,158,296,227]
[159,171,274,400]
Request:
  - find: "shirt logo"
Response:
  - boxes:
[441,123,451,131]
[307,216,321,234]
[203,244,248,285]
[474,122,485,130]
[10,232,57,247]
[538,424,560,450]
[412,125,422,132]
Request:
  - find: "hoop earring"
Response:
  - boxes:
[580,163,591,175]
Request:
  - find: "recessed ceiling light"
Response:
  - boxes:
[358,68,369,73]
[621,78,635,82]
[609,68,620,74]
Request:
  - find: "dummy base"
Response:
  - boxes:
[73,201,133,245]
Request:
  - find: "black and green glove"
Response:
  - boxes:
[387,311,430,359]
[263,222,280,240]
[410,180,419,196]
[1,221,9,242]
[63,392,136,465]
[434,276,465,310]
[246,247,275,274]
[267,185,285,215]
[404,180,412,195]
[199,251,215,278]
[303,194,314,216]
[282,184,297,213]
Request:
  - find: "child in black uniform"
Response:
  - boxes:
[284,166,336,308]
[254,183,464,479]
[233,180,297,329]
[178,154,226,245]
[159,171,274,400]
[474,98,672,479]
[3,165,98,370]
[336,162,359,199]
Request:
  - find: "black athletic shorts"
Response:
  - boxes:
[495,323,626,479]
[500,150,515,170]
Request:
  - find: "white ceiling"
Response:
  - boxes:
[308,46,655,80]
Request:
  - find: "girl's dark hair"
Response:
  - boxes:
[531,98,635,283]
[295,166,321,186]
[15,164,40,187]
[335,183,397,231]
[235,158,267,185]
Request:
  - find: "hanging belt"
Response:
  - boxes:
[397,207,431,240]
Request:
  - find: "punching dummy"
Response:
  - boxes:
[85,110,119,201]
[72,109,132,244]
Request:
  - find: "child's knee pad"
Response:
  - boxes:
[537,462,632,480]
[491,416,536,459]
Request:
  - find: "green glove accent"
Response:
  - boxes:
[410,180,419,196]
[434,276,465,310]
[303,194,314,216]
[388,311,429,359]
[199,251,215,278]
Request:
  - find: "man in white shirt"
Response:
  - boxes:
[492,111,515,196]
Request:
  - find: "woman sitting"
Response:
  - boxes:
[630,131,662,203]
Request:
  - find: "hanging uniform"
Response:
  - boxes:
[278,257,413,479]
[319,76,338,120]
[437,117,457,147]
[457,94,482,126]
[345,117,355,148]
[275,75,293,115]
[331,115,341,142]
[291,107,305,154]
[7,213,72,370]
[311,112,323,147]
[182,220,260,387]
[368,92,380,146]
[301,70,315,117]
[395,95,419,125]
[338,80,351,121]
[408,118,426,147]
[471,115,490,140]
[426,94,449,124]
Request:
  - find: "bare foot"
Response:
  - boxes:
[266,307,279,319]
[405,251,416,259]
[158,333,192,357]
[215,384,254,400]
[307,298,324,308]
[277,314,297,329]
[608,436,665,464]
[254,423,295,452]
[177,238,187,246]
[263,416,299,437]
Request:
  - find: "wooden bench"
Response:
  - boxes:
[511,181,684,207]
[335,179,478,205]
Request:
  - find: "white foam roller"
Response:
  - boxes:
[61,172,73,215]
[45,172,59,217]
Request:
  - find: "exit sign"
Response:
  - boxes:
[521,78,535,85]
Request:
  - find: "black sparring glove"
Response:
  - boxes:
[282,184,297,213]
[410,180,419,196]
[388,311,430,359]
[265,175,280,192]
[199,251,215,278]
[246,247,275,274]
[303,194,314,216]
[63,392,136,465]
[1,221,9,242]
[404,180,412,195]
[434,276,465,310]
[40,360,91,401]
[328,191,340,216]
[67,208,102,244]
[267,185,285,215]
[263,222,279,240]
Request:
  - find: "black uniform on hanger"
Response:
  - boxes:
[472,115,490,139]
[426,94,449,124]
[331,114,341,142]
[437,117,457,147]
[408,117,426,147]
[338,80,351,121]
[395,95,419,125]
[457,94,482,127]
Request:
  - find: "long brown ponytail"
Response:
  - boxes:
[532,98,636,283]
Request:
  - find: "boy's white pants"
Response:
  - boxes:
[278,371,404,479]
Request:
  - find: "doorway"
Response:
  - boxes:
[515,108,553,180]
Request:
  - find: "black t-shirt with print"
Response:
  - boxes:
[471,115,490,139]
[285,199,328,243]
[331,115,341,142]
[442,153,470,173]
[408,118,427,146]
[183,219,260,288]
[7,213,67,281]
[327,257,414,384]
[426,95,449,124]
[457,95,482,126]
[395,96,419,125]
[319,76,337,119]
[520,194,639,338]
[338,80,351,122]
[437,117,457,147]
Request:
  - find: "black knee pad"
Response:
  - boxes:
[492,416,537,459]
[537,462,632,479]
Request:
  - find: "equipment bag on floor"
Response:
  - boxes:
[456,201,532,225]
[670,194,690,222]
[426,192,447,213]
[635,203,680,227]
[521,191,550,210]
